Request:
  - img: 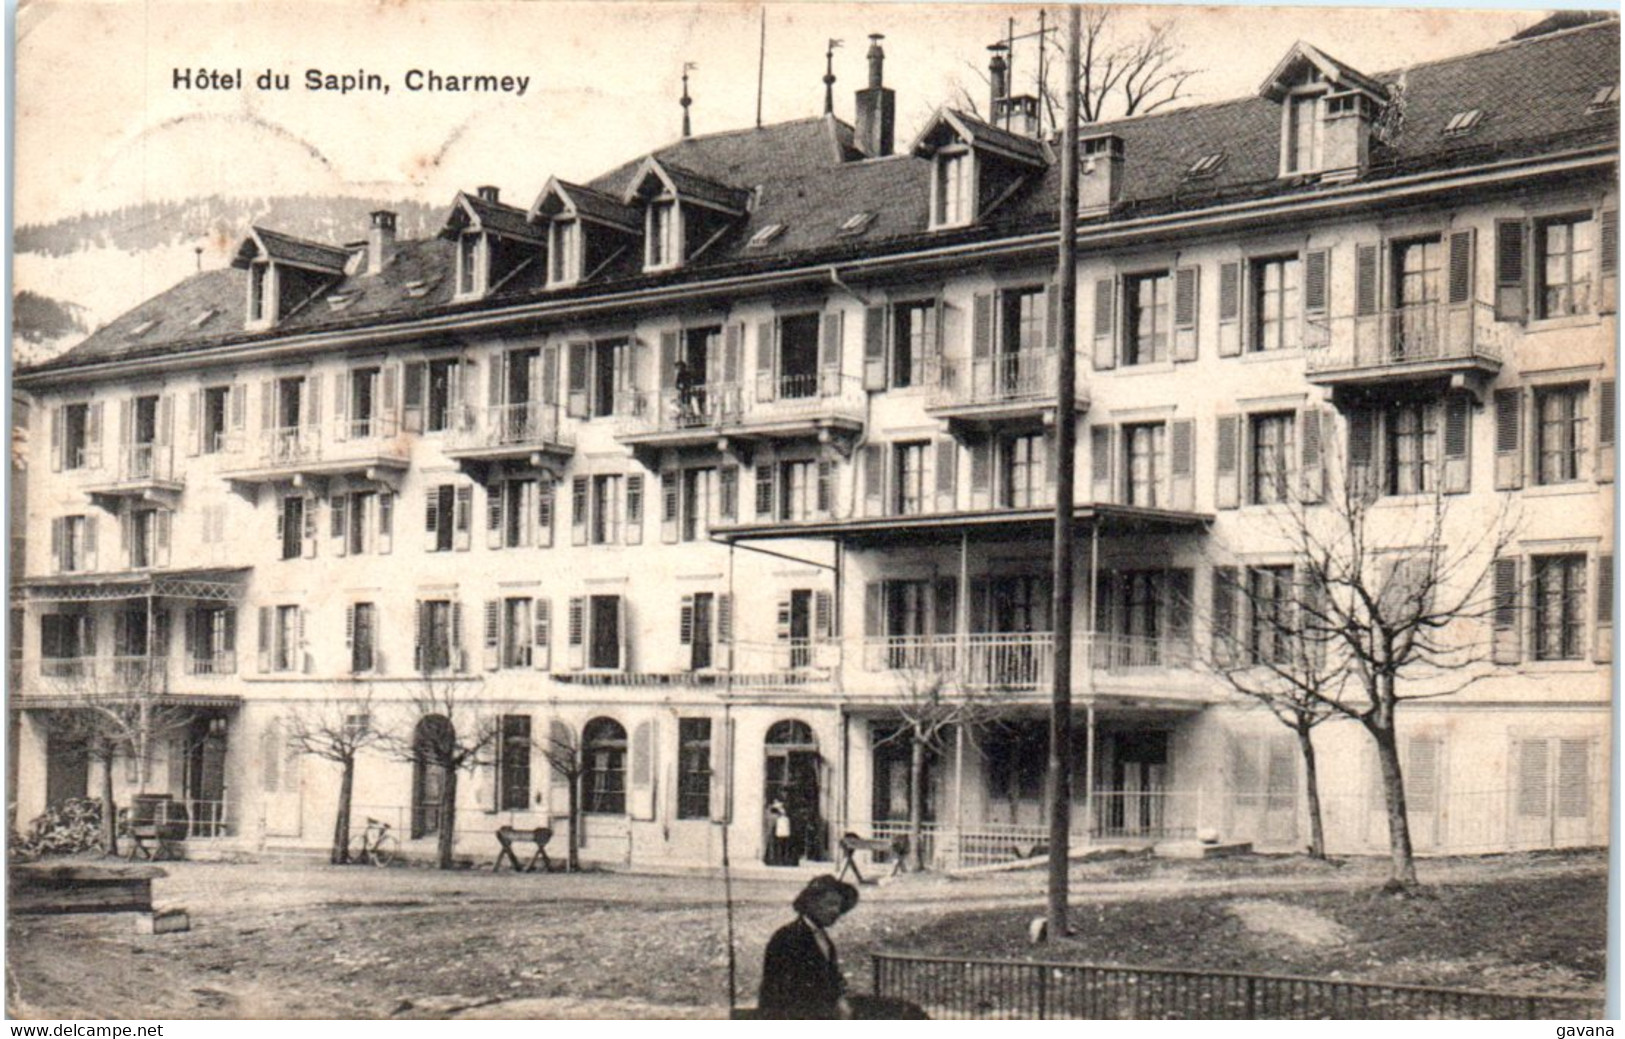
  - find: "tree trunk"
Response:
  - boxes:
[1295,720,1325,860]
[907,733,926,872]
[98,748,119,857]
[436,765,458,870]
[331,756,355,865]
[566,771,581,872]
[1370,712,1417,888]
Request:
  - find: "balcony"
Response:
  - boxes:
[222,418,409,488]
[927,351,1087,432]
[85,444,185,508]
[32,655,169,694]
[551,639,834,691]
[615,384,745,450]
[735,372,865,448]
[1305,300,1507,401]
[444,402,574,480]
[183,651,238,677]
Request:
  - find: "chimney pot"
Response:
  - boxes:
[988,45,1009,116]
[476,185,500,203]
[368,209,397,275]
[854,32,895,157]
[866,33,885,89]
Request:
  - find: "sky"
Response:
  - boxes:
[13,0,1559,230]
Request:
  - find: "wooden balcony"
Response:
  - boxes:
[1304,300,1507,402]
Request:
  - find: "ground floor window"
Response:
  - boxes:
[677,718,712,820]
[583,717,627,814]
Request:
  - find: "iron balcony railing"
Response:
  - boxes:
[184,651,237,677]
[746,372,866,425]
[615,384,744,436]
[931,350,1057,408]
[859,632,1196,690]
[33,655,169,692]
[332,412,403,443]
[119,443,178,484]
[1305,300,1506,376]
[238,420,411,470]
[445,402,573,452]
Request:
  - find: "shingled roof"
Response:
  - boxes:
[31,19,1618,377]
[232,227,350,272]
[443,191,547,244]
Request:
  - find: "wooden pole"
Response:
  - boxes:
[1045,2,1082,942]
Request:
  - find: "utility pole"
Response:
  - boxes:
[1046,1,1082,943]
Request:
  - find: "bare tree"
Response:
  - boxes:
[380,671,498,870]
[537,721,583,873]
[285,684,385,864]
[1208,458,1515,887]
[1042,7,1199,125]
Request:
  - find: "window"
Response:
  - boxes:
[127,508,168,568]
[776,313,821,400]
[488,480,536,550]
[1392,236,1443,343]
[1385,402,1438,495]
[1442,109,1483,137]
[273,604,300,673]
[187,606,236,675]
[415,599,459,673]
[346,368,380,438]
[583,717,627,814]
[1124,271,1172,365]
[425,357,463,433]
[682,468,715,540]
[893,442,927,516]
[425,484,471,552]
[349,602,377,673]
[61,403,90,470]
[883,579,931,646]
[1248,565,1295,665]
[248,263,269,324]
[1188,152,1225,177]
[457,232,482,296]
[677,718,712,820]
[1285,93,1323,174]
[591,475,622,545]
[681,592,723,671]
[1000,287,1046,356]
[549,220,581,286]
[748,223,786,248]
[935,150,972,227]
[1250,413,1295,505]
[57,515,90,572]
[202,386,230,453]
[568,594,625,671]
[40,612,93,671]
[1251,256,1302,352]
[344,491,377,555]
[892,300,935,389]
[497,715,531,812]
[1001,434,1045,508]
[647,201,679,269]
[1123,423,1167,507]
[565,339,628,419]
[280,496,305,560]
[1533,554,1587,661]
[502,598,533,668]
[1535,384,1588,484]
[1536,214,1596,319]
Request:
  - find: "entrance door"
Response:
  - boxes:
[186,715,229,837]
[1102,731,1169,837]
[764,720,824,863]
[44,729,88,807]
[787,591,812,669]
[412,715,454,839]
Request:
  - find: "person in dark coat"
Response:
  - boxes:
[758,875,926,1020]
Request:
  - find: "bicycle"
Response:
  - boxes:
[349,817,400,867]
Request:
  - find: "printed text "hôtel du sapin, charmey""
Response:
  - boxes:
[172,68,531,96]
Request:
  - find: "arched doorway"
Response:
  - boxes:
[411,715,454,839]
[764,719,824,864]
[582,717,627,816]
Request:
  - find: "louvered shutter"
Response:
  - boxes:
[48,406,61,472]
[1170,418,1195,511]
[679,594,695,655]
[625,474,644,545]
[1092,278,1116,370]
[154,510,171,568]
[629,720,656,820]
[1173,266,1199,362]
[1600,209,1618,315]
[659,470,679,543]
[722,323,743,399]
[1215,415,1241,509]
[1557,738,1590,822]
[1355,243,1380,318]
[1166,569,1194,661]
[1492,557,1521,664]
[1211,566,1238,666]
[532,599,552,671]
[1347,407,1378,502]
[1447,228,1475,306]
[257,605,272,672]
[377,491,394,554]
[1217,261,1242,357]
[814,590,833,642]
[1595,554,1613,664]
[658,330,679,392]
[709,715,734,824]
[863,305,888,390]
[185,391,201,457]
[862,444,884,516]
[1090,425,1115,504]
[486,484,505,549]
[819,311,844,396]
[863,583,884,641]
[535,481,553,548]
[933,577,958,637]
[934,436,957,512]
[85,402,104,469]
[1443,395,1472,494]
[450,600,467,672]
[716,593,734,670]
[565,342,589,417]
[1494,219,1528,322]
[755,321,777,402]
[1304,249,1330,320]
[335,371,352,440]
[1493,388,1524,490]
[755,464,776,520]
[816,458,834,515]
[483,599,501,670]
[719,465,738,521]
[1299,409,1325,503]
[400,363,424,431]
[971,293,994,361]
[1596,379,1615,484]
[570,477,588,546]
[300,496,318,559]
[969,440,992,509]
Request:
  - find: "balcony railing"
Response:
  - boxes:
[745,373,866,426]
[184,651,237,677]
[445,402,573,453]
[859,632,1196,691]
[119,444,178,484]
[234,419,409,473]
[34,655,169,692]
[332,413,402,443]
[616,384,744,437]
[1305,300,1506,377]
[932,350,1057,408]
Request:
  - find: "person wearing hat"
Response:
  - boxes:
[758,876,926,1019]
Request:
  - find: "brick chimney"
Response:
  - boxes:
[1079,134,1124,215]
[988,45,1008,116]
[476,185,501,204]
[853,34,895,157]
[1320,92,1375,182]
[368,210,397,275]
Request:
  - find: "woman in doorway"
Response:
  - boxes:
[768,799,792,866]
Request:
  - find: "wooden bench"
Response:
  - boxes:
[10,863,166,915]
[835,832,908,884]
[493,825,553,873]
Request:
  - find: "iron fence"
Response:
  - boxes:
[870,953,1604,1019]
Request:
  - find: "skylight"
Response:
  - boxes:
[190,308,218,329]
[1442,109,1484,138]
[1588,84,1619,110]
[404,277,440,299]
[838,212,876,236]
[1186,152,1226,178]
[327,293,357,312]
[129,319,159,338]
[747,223,786,248]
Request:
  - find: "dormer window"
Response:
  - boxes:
[1285,91,1325,175]
[233,227,347,330]
[1262,44,1384,182]
[456,232,484,297]
[549,219,582,287]
[934,148,974,228]
[248,263,271,326]
[646,200,680,271]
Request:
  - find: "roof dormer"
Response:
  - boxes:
[529,177,642,290]
[230,227,347,330]
[1261,43,1387,182]
[624,157,749,273]
[910,109,1048,231]
[439,185,546,300]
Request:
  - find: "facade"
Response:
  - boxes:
[10,18,1617,868]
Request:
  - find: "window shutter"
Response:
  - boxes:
[1215,415,1241,509]
[378,366,397,430]
[1492,557,1521,664]
[1557,738,1590,821]
[863,305,888,390]
[1304,249,1330,318]
[412,600,427,673]
[486,485,504,549]
[571,477,588,546]
[968,440,992,509]
[1347,407,1378,502]
[717,592,734,661]
[1447,228,1475,306]
[658,330,679,391]
[186,391,201,456]
[301,496,318,559]
[1092,278,1117,370]
[653,470,677,543]
[625,474,644,545]
[934,436,957,511]
[1600,209,1618,315]
[483,599,501,670]
[377,491,394,554]
[817,458,834,515]
[401,363,425,431]
[629,720,656,821]
[1493,388,1524,490]
[85,403,104,469]
[1166,569,1194,657]
[305,378,321,430]
[719,465,738,521]
[257,605,272,672]
[566,342,590,417]
[1494,219,1528,322]
[861,445,884,516]
[48,406,62,472]
[755,321,777,402]
[534,481,553,548]
[814,590,833,641]
[533,599,552,671]
[818,311,844,396]
[1596,379,1615,484]
[1217,261,1242,357]
[755,464,776,520]
[679,594,695,649]
[450,600,466,672]
[1211,566,1238,666]
[722,323,744,391]
[1170,418,1195,511]
[334,371,352,438]
[344,604,356,653]
[1090,426,1115,504]
[1354,243,1380,320]
[1299,409,1326,503]
[1173,266,1200,362]
[1443,395,1472,494]
[155,511,172,567]
[863,582,884,640]
[1595,554,1614,664]
[971,293,994,360]
[932,578,958,638]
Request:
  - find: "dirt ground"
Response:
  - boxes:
[5,848,1609,1020]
